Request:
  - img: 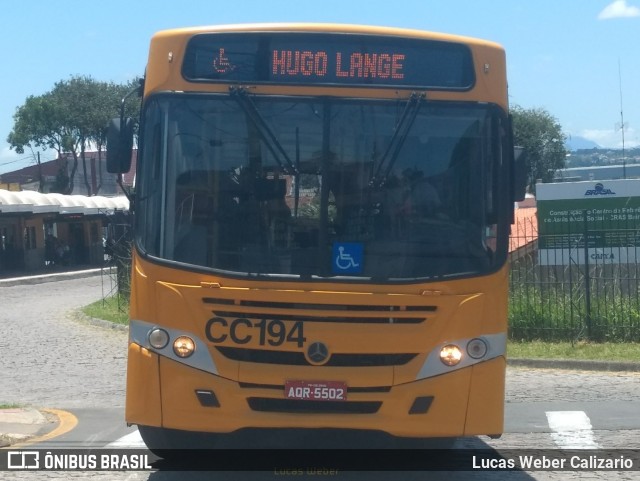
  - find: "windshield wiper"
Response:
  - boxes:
[229,86,298,175]
[370,92,425,187]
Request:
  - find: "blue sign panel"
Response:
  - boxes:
[332,242,364,275]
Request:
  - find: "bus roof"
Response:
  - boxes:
[143,22,508,107]
[151,23,504,51]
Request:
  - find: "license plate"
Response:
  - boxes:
[284,380,348,401]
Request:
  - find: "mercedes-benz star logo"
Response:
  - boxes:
[306,341,330,365]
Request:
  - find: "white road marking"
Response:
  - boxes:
[107,430,146,448]
[545,410,602,449]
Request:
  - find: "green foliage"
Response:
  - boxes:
[587,296,640,342]
[511,105,567,193]
[509,285,640,342]
[7,94,63,154]
[509,287,578,341]
[7,75,141,194]
[83,296,129,325]
[508,340,640,362]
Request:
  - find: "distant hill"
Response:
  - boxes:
[565,136,601,151]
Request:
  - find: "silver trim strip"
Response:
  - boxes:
[415,332,507,380]
[129,319,218,375]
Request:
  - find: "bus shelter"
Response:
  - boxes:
[0,190,129,274]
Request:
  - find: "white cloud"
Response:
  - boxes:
[581,127,639,149]
[598,0,640,19]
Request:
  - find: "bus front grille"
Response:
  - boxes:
[216,347,417,367]
[202,297,435,324]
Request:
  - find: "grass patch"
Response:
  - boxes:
[508,340,640,362]
[82,296,129,325]
[0,403,21,409]
[509,284,640,342]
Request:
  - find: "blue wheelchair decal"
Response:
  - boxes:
[332,243,363,275]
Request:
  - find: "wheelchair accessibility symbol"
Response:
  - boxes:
[332,243,363,274]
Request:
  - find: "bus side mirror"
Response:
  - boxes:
[107,117,134,174]
[513,146,527,202]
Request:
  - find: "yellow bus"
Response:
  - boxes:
[108,23,525,451]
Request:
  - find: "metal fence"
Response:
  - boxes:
[509,213,640,342]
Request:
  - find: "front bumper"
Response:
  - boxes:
[126,342,505,438]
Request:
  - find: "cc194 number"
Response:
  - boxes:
[205,317,306,347]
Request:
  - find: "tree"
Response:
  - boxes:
[7,76,140,195]
[511,105,567,193]
[7,93,66,160]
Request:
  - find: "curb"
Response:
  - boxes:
[78,312,128,332]
[508,358,640,372]
[0,409,57,448]
[0,409,78,448]
[0,267,109,287]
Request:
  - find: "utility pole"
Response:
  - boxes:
[618,59,626,179]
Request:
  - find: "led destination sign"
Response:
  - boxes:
[271,50,406,81]
[183,33,475,89]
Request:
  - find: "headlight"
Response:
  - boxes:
[467,338,488,359]
[439,344,462,366]
[148,328,169,349]
[173,336,196,358]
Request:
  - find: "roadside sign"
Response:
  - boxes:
[536,180,640,265]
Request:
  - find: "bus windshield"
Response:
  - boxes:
[136,92,508,281]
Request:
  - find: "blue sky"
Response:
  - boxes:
[1,0,639,174]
